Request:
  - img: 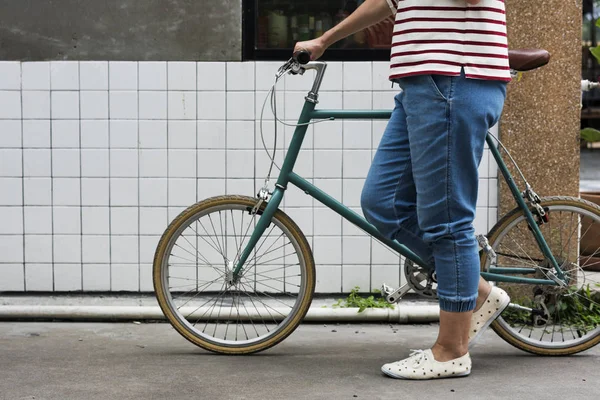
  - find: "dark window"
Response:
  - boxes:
[243,0,395,61]
[583,0,600,121]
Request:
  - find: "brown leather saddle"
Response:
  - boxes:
[508,49,550,72]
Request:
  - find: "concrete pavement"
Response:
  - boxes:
[1,322,598,400]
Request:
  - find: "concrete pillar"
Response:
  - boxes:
[498,1,582,216]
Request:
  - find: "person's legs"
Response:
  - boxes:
[400,71,507,361]
[361,91,434,266]
[362,90,496,314]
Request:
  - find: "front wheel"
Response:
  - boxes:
[483,196,600,355]
[153,195,316,354]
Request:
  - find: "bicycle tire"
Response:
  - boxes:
[153,195,316,354]
[483,196,600,355]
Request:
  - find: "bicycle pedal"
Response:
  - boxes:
[381,283,411,304]
[476,234,497,263]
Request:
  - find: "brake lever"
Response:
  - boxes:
[277,57,304,77]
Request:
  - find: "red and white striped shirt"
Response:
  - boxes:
[385,0,511,81]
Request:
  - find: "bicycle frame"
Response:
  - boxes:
[233,70,563,288]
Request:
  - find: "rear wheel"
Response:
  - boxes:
[153,195,315,354]
[483,196,600,355]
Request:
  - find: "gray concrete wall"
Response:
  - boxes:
[0,0,242,61]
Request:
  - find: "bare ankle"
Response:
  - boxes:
[431,342,468,362]
[475,283,492,312]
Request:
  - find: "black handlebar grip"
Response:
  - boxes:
[293,50,311,65]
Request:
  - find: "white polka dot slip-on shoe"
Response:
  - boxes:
[381,349,471,380]
[469,286,511,348]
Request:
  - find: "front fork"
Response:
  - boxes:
[230,187,285,280]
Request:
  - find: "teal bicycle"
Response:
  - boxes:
[153,50,600,355]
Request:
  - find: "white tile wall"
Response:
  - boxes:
[81,91,109,119]
[25,264,52,291]
[80,61,109,90]
[109,62,138,90]
[0,62,21,90]
[51,61,79,90]
[0,264,24,291]
[51,92,79,119]
[22,91,50,119]
[23,120,51,148]
[83,264,110,291]
[0,61,501,293]
[22,62,50,90]
[139,62,167,91]
[0,91,21,118]
[168,62,197,91]
[0,120,22,148]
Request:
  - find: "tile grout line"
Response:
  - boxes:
[370,62,374,292]
[196,61,199,289]
[310,64,315,276]
[49,62,55,292]
[137,61,141,292]
[371,63,378,290]
[78,61,83,291]
[340,62,344,293]
[165,62,171,293]
[108,61,112,291]
[224,62,227,196]
[253,62,259,291]
[166,62,170,253]
[20,62,26,291]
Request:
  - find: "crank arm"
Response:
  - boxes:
[507,303,532,312]
[381,283,412,304]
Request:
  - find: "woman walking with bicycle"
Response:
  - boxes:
[295,0,511,379]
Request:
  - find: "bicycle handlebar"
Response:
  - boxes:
[292,50,311,65]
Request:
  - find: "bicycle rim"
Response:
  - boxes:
[484,196,600,355]
[153,196,315,354]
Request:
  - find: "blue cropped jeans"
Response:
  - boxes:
[361,69,507,312]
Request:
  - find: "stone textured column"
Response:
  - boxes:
[498,1,582,216]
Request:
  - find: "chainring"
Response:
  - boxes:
[404,259,438,299]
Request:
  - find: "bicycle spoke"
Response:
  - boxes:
[173,243,225,281]
[179,232,217,267]
[224,289,236,340]
[240,281,295,308]
[557,213,579,260]
[236,226,280,275]
[238,280,276,330]
[508,228,540,268]
[219,211,227,260]
[233,213,256,267]
[239,280,288,318]
[207,214,226,261]
[236,287,262,337]
[194,219,224,257]
[211,286,229,337]
[253,273,301,286]
[231,209,239,261]
[177,234,223,276]
[195,281,228,328]
[580,220,600,256]
[254,263,301,276]
[170,253,200,264]
[244,232,287,266]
